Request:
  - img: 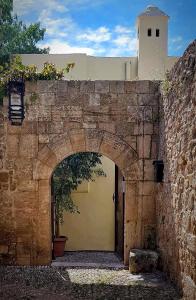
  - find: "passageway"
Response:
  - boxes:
[0,266,181,299]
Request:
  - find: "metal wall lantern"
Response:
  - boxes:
[153,160,164,182]
[8,79,25,126]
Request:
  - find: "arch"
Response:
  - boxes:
[34,129,138,181]
[34,129,142,265]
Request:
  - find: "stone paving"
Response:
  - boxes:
[0,266,181,299]
[52,251,124,269]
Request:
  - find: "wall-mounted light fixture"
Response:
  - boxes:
[153,160,164,182]
[8,79,25,126]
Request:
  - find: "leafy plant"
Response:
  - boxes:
[52,152,106,236]
[0,0,48,67]
[0,56,75,104]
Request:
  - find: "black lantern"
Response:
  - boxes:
[153,160,164,182]
[8,79,25,126]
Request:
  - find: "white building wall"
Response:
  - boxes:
[137,16,169,80]
[20,54,138,80]
[86,56,138,80]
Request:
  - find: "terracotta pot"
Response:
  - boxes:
[53,236,68,257]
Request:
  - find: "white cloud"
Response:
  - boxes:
[114,25,132,34]
[77,27,111,43]
[170,36,183,43]
[40,40,95,55]
[169,36,183,51]
[112,34,137,55]
[39,10,74,37]
[13,0,138,57]
[13,0,103,16]
[13,0,68,16]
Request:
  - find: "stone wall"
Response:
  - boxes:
[157,41,196,299]
[0,80,159,265]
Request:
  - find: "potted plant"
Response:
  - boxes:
[52,152,106,257]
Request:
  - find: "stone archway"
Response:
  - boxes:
[0,80,158,265]
[34,129,140,265]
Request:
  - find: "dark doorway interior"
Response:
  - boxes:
[115,165,125,260]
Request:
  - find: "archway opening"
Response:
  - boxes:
[51,152,125,265]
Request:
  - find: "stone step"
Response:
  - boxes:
[129,249,159,274]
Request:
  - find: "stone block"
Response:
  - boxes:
[19,134,38,158]
[25,81,38,94]
[136,81,150,94]
[16,255,31,265]
[22,121,38,134]
[80,81,95,93]
[56,80,68,93]
[99,122,116,134]
[187,233,196,253]
[142,196,156,223]
[127,106,143,122]
[69,128,86,152]
[143,225,156,250]
[99,133,126,161]
[33,159,52,180]
[39,134,50,144]
[95,81,109,93]
[85,129,103,153]
[124,135,137,151]
[0,245,8,254]
[37,80,57,93]
[129,249,159,273]
[125,81,137,93]
[144,107,153,121]
[39,93,55,106]
[37,146,57,168]
[67,81,80,93]
[138,94,158,106]
[182,275,196,300]
[144,160,154,180]
[83,123,97,129]
[109,81,124,94]
[37,106,52,121]
[7,135,20,158]
[125,160,143,181]
[137,135,151,159]
[139,181,155,195]
[89,94,100,106]
[15,159,33,180]
[0,172,9,182]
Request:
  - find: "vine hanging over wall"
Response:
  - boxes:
[0,55,75,105]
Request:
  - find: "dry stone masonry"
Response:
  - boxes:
[0,41,195,300]
[157,40,196,300]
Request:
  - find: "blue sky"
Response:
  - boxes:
[13,0,196,57]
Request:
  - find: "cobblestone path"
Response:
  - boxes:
[0,266,181,299]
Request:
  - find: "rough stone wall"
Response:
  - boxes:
[0,80,159,265]
[157,41,196,299]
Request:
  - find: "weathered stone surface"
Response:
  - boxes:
[156,40,196,300]
[0,172,9,182]
[0,245,8,254]
[0,79,159,268]
[129,249,159,273]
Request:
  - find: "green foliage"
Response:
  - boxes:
[52,152,106,224]
[0,0,48,67]
[161,71,172,96]
[0,0,48,104]
[0,56,75,105]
